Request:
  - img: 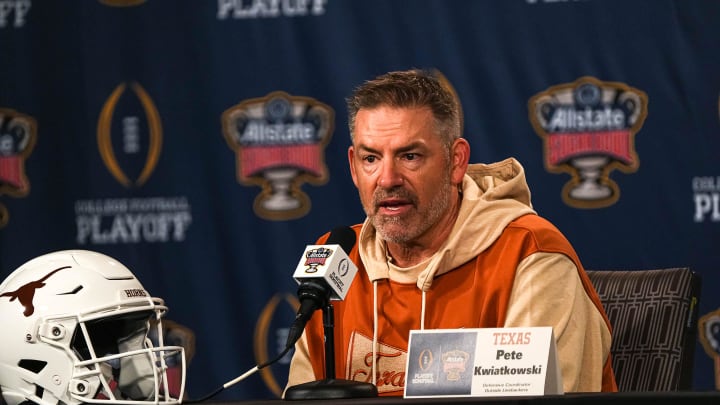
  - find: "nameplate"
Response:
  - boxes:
[404,327,562,398]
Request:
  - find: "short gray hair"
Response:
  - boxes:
[346,69,462,149]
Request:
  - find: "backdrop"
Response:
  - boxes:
[1,0,719,400]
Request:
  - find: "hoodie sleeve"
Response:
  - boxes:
[284,332,315,397]
[503,252,612,393]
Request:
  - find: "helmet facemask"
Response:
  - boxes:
[66,308,186,404]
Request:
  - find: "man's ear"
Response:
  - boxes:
[450,138,470,185]
[348,145,359,187]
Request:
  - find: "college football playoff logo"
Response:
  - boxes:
[529,77,648,208]
[222,91,333,221]
[97,81,162,188]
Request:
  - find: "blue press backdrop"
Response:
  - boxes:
[1,0,719,400]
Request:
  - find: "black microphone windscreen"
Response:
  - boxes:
[326,226,356,254]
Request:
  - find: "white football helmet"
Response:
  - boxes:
[0,250,186,405]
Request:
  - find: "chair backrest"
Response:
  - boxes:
[585,268,701,391]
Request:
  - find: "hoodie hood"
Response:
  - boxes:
[358,157,536,291]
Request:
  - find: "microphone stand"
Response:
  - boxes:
[284,303,378,400]
[323,303,336,379]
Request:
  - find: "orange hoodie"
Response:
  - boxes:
[286,158,617,395]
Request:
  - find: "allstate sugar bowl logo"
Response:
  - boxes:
[441,350,470,382]
[529,77,648,208]
[0,108,37,228]
[303,247,333,273]
[222,91,333,221]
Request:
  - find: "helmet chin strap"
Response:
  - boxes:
[94,362,120,400]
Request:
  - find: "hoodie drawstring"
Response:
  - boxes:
[421,290,427,330]
[372,280,378,386]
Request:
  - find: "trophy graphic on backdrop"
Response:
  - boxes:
[568,155,612,200]
[261,167,302,211]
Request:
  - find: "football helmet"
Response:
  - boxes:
[0,250,185,405]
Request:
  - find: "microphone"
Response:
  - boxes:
[285,226,358,349]
[284,226,377,400]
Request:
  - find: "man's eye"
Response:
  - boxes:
[404,153,417,160]
[363,156,377,163]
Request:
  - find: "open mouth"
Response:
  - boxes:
[376,198,412,214]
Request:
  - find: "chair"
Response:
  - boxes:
[585,268,701,391]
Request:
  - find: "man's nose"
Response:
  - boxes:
[377,160,404,189]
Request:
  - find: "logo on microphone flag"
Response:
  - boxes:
[303,247,333,273]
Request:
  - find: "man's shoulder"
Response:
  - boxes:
[503,214,573,251]
[506,213,559,232]
[316,223,364,243]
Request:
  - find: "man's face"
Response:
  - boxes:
[348,106,463,244]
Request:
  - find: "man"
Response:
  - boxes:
[286,69,617,395]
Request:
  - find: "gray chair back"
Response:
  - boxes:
[586,268,701,391]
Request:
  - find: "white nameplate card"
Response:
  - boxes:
[404,327,563,398]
